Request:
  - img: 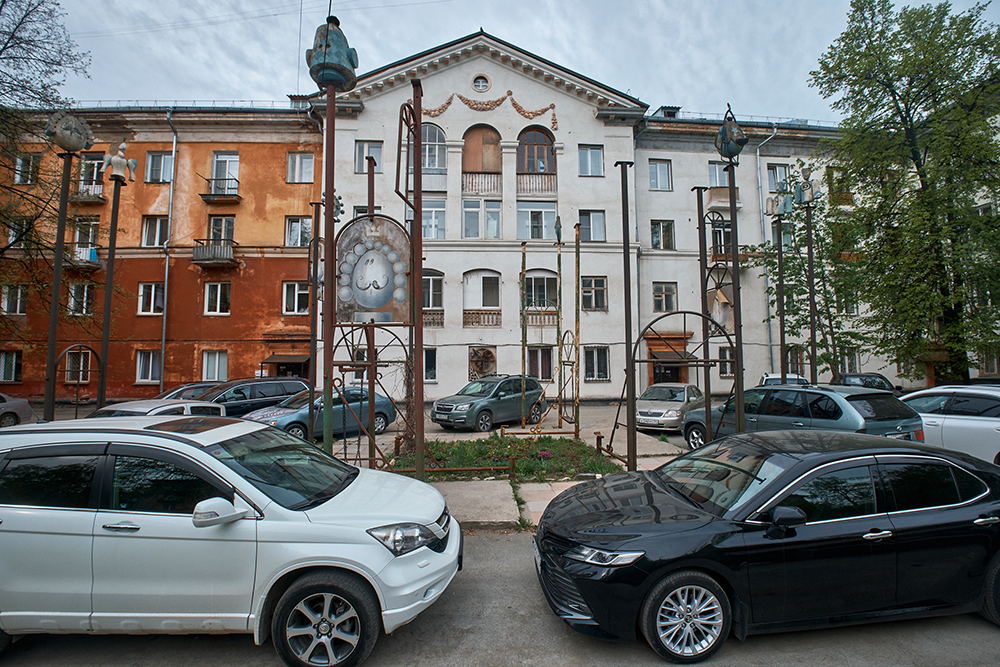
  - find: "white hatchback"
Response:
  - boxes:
[0,416,462,667]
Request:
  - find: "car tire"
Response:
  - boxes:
[0,413,18,428]
[272,571,380,667]
[640,570,731,664]
[474,410,493,432]
[982,553,1000,626]
[373,413,388,434]
[684,424,707,450]
[286,423,308,440]
[528,403,542,425]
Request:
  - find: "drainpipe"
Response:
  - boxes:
[159,108,179,393]
[755,124,778,373]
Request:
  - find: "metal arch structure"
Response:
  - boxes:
[52,343,102,419]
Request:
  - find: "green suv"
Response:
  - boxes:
[431,375,546,431]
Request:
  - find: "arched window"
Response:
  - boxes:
[462,125,501,173]
[524,269,558,309]
[422,124,447,173]
[517,127,555,174]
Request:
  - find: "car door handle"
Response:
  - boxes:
[102,522,140,532]
[747,417,757,422]
[862,529,892,540]
[792,422,805,427]
[974,517,1000,526]
[924,420,942,426]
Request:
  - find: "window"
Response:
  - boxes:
[0,350,22,382]
[649,159,672,190]
[585,346,610,381]
[826,167,853,205]
[528,347,553,381]
[136,350,161,383]
[1,285,26,315]
[837,291,859,315]
[14,153,40,185]
[353,205,381,218]
[719,347,734,377]
[980,345,1000,375]
[653,282,677,313]
[579,211,605,242]
[473,75,490,92]
[651,220,674,250]
[771,220,793,247]
[463,200,500,239]
[211,152,239,194]
[5,217,27,248]
[582,276,607,311]
[462,125,501,173]
[778,466,875,522]
[141,216,168,247]
[145,152,173,183]
[881,462,982,511]
[806,392,843,421]
[711,219,731,253]
[579,145,603,177]
[423,271,443,309]
[138,282,164,315]
[0,454,98,508]
[421,124,447,173]
[709,161,729,188]
[209,216,234,243]
[517,128,555,174]
[205,282,231,315]
[482,275,500,308]
[422,199,445,239]
[79,154,104,195]
[201,351,228,382]
[787,346,803,375]
[285,216,312,247]
[763,390,807,418]
[839,347,860,374]
[286,152,314,183]
[112,456,219,514]
[425,348,437,381]
[949,394,1000,417]
[517,202,557,240]
[283,282,309,315]
[65,349,91,383]
[68,283,93,315]
[355,141,382,173]
[74,218,99,249]
[524,273,557,309]
[767,163,789,193]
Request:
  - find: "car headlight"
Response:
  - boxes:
[454,402,473,411]
[564,545,644,567]
[665,410,680,418]
[266,419,279,426]
[367,523,438,556]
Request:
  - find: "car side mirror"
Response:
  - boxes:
[192,497,248,528]
[765,505,807,539]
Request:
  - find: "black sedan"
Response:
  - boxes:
[534,431,1000,663]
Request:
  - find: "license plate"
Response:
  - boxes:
[638,418,656,425]
[532,538,541,572]
[885,432,908,439]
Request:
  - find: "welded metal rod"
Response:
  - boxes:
[97,175,125,407]
[43,152,76,421]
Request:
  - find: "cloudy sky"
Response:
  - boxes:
[57,0,1000,124]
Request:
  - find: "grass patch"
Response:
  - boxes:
[394,431,622,482]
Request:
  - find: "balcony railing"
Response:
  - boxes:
[463,309,502,327]
[65,243,101,269]
[516,173,557,195]
[423,309,444,327]
[462,172,502,195]
[200,178,241,203]
[70,180,105,202]
[710,244,759,263]
[192,238,239,266]
[526,310,558,327]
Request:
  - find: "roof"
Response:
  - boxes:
[0,416,266,449]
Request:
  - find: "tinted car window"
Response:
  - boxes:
[218,386,250,403]
[778,466,875,522]
[847,394,917,421]
[112,456,220,514]
[457,380,498,397]
[256,382,283,398]
[282,381,306,395]
[949,395,1000,417]
[157,407,185,416]
[763,390,806,418]
[882,462,960,510]
[744,389,766,414]
[954,467,989,501]
[904,393,950,414]
[807,393,843,420]
[0,455,98,508]
[190,406,221,416]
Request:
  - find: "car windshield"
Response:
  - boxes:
[85,408,146,419]
[640,386,685,402]
[847,394,917,421]
[457,380,498,397]
[279,390,314,410]
[852,376,893,391]
[653,437,796,516]
[202,428,356,510]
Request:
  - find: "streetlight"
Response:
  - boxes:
[765,180,794,383]
[794,167,819,384]
[714,105,748,432]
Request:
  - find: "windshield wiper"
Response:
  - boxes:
[655,475,704,510]
[293,469,359,511]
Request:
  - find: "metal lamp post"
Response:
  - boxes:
[765,180,794,384]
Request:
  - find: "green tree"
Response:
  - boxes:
[811,0,1000,383]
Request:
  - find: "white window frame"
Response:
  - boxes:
[0,350,22,382]
[653,282,677,313]
[209,216,235,243]
[422,199,446,239]
[205,282,231,315]
[353,205,382,219]
[145,152,173,183]
[516,202,557,240]
[286,152,314,183]
[355,141,383,173]
[285,216,312,247]
[141,216,168,247]
[651,219,675,250]
[584,346,610,381]
[136,350,161,384]
[482,275,500,309]
[423,272,443,309]
[581,276,607,311]
[719,346,735,378]
[211,152,239,194]
[14,154,40,185]
[202,350,228,382]
[424,347,437,382]
[709,161,729,188]
[1,285,27,315]
[283,282,309,315]
[79,154,104,194]
[68,283,93,316]
[579,211,606,242]
[524,272,558,309]
[6,218,27,248]
[767,163,789,193]
[65,349,91,384]
[649,159,672,190]
[840,347,861,374]
[421,125,447,174]
[578,145,603,177]
[137,282,164,315]
[528,346,554,381]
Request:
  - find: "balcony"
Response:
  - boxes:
[526,310,558,327]
[65,243,102,270]
[423,309,444,327]
[462,172,502,196]
[191,239,239,266]
[69,180,106,203]
[706,186,740,211]
[199,178,242,203]
[710,244,760,264]
[517,173,556,196]
[463,309,502,327]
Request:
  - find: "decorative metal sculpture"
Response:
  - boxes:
[305,16,359,91]
[766,180,795,216]
[44,110,95,152]
[794,166,818,204]
[102,140,138,182]
[714,104,748,161]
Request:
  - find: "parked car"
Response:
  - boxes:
[431,375,546,431]
[757,373,809,386]
[0,392,36,428]
[155,381,221,400]
[0,416,462,667]
[681,384,922,449]
[85,399,225,418]
[901,385,1000,464]
[244,387,397,439]
[535,430,1000,663]
[830,372,902,396]
[635,383,704,432]
[194,377,308,417]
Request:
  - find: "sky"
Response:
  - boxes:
[55,0,1000,125]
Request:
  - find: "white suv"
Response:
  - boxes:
[901,385,1000,464]
[0,416,462,667]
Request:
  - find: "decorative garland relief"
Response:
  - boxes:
[417,90,558,130]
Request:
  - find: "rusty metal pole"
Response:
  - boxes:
[574,222,581,439]
[308,201,321,440]
[693,186,713,439]
[43,151,76,421]
[322,84,337,454]
[777,214,787,383]
[615,161,636,471]
[411,80,426,481]
[805,203,818,384]
[556,217,563,428]
[520,242,527,427]
[97,174,125,408]
[366,323,376,465]
[726,163,745,433]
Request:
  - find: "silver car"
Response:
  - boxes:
[0,393,36,428]
[901,385,1000,464]
[84,399,226,418]
[635,383,704,431]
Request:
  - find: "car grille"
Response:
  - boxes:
[427,505,452,553]
[637,409,663,417]
[539,559,592,619]
[435,404,455,413]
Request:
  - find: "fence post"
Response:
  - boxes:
[508,456,515,480]
[595,431,603,455]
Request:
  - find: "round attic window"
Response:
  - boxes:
[473,75,491,92]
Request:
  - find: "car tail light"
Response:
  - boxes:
[913,429,924,442]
